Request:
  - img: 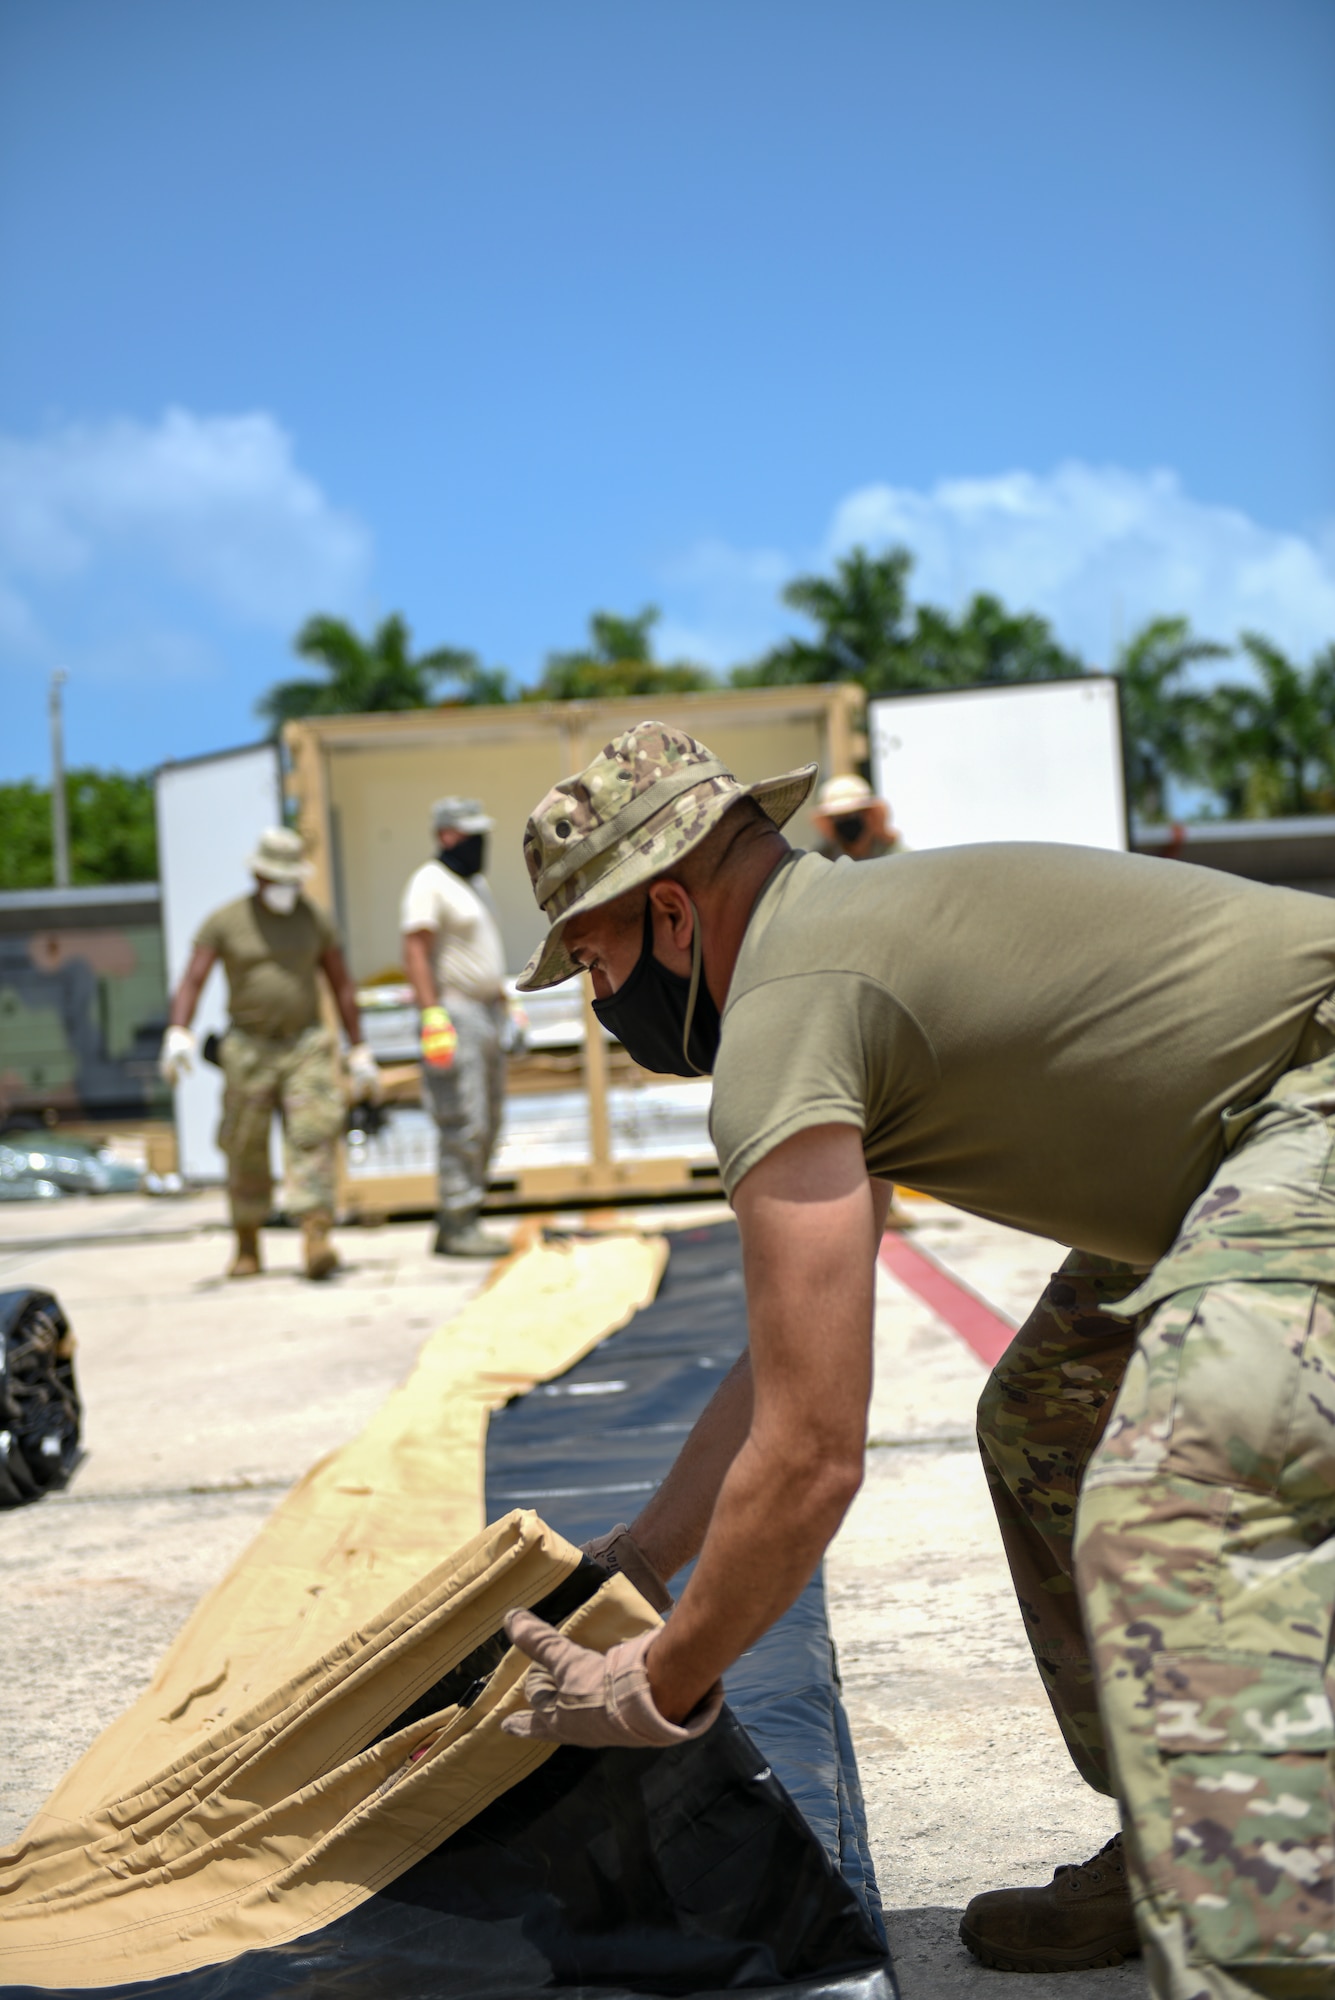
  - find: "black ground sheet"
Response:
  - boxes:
[5,1223,894,2000]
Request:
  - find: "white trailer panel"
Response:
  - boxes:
[155,743,284,1184]
[869,677,1127,853]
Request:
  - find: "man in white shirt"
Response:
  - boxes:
[400,797,510,1257]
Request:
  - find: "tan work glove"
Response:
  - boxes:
[582,1523,674,1615]
[500,1610,723,1749]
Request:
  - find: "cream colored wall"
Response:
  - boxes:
[329,738,560,979]
[325,705,834,981]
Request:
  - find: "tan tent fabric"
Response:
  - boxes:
[29,1230,665,1832]
[0,1513,659,1989]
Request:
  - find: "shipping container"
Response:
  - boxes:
[283,687,865,1212]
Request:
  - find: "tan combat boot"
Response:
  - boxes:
[301,1212,340,1282]
[228,1227,262,1279]
[959,1831,1140,1972]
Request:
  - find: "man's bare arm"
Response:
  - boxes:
[626,1173,892,1584]
[168,944,217,1028]
[646,1123,877,1723]
[319,943,363,1044]
[628,1352,753,1583]
[402,928,439,1009]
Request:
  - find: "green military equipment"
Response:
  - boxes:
[0,885,169,1124]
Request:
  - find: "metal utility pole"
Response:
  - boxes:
[49,668,70,889]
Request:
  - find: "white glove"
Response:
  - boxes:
[346,1041,382,1103]
[159,1026,196,1086]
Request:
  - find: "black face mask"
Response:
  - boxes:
[440,832,486,879]
[832,812,867,844]
[591,900,721,1077]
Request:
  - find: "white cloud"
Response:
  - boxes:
[659,464,1335,670]
[0,408,372,649]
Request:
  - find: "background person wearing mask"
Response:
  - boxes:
[159,827,379,1281]
[811,774,899,862]
[400,797,510,1259]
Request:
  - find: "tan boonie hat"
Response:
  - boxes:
[517,721,816,991]
[246,826,311,883]
[814,774,879,818]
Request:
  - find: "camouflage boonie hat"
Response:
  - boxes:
[517,722,817,990]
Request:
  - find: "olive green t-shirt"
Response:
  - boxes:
[195,894,337,1041]
[709,845,1335,1266]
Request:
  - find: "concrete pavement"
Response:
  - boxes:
[0,1193,494,1838]
[0,1193,1145,1995]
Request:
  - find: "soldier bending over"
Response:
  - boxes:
[500,721,1335,2000]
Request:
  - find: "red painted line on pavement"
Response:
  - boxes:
[877,1231,1016,1369]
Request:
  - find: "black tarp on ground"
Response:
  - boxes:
[486,1222,885,1934]
[3,1223,894,2000]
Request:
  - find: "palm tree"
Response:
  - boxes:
[912,593,1084,690]
[528,608,715,701]
[734,547,917,690]
[257,614,506,728]
[735,547,1084,694]
[1191,636,1335,818]
[1115,617,1228,820]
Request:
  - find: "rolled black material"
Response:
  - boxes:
[483,1220,891,1991]
[0,1288,81,1507]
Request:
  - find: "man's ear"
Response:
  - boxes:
[647,879,695,954]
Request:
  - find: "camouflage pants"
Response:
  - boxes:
[420,994,506,1231]
[217,1024,344,1227]
[979,1048,1335,1996]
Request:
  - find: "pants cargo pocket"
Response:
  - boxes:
[1152,1653,1335,1967]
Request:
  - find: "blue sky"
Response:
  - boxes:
[1,0,1332,781]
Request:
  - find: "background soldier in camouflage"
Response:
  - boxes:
[214,1023,345,1248]
[161,828,380,1281]
[494,720,1335,1997]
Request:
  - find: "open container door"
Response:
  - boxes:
[155,743,284,1184]
[869,676,1128,852]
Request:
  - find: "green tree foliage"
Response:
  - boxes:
[910,594,1085,688]
[257,613,506,727]
[733,546,1083,694]
[0,770,158,889]
[732,548,916,689]
[1114,616,1229,820]
[1187,636,1335,819]
[527,607,715,702]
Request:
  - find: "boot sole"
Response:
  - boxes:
[958,1919,1141,1973]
